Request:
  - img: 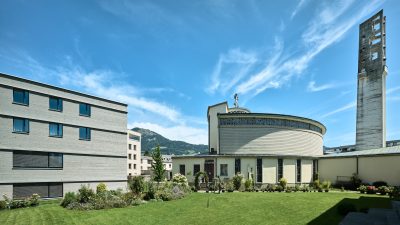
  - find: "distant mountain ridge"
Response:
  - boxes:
[132,127,208,155]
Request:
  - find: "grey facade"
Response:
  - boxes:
[0,73,128,199]
[356,10,388,151]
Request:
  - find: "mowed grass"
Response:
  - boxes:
[0,192,391,225]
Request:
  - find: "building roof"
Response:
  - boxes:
[0,72,128,107]
[172,153,320,159]
[320,146,400,158]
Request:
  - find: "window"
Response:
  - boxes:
[134,145,137,150]
[256,158,262,183]
[13,118,29,133]
[79,127,91,140]
[49,123,63,137]
[134,164,136,169]
[134,154,136,160]
[129,134,140,141]
[49,97,62,111]
[79,103,91,117]
[193,164,200,175]
[128,164,132,169]
[13,183,62,199]
[169,164,171,168]
[277,159,283,180]
[128,154,132,160]
[220,164,228,176]
[235,158,241,174]
[13,151,63,169]
[129,144,132,150]
[296,159,301,183]
[179,164,185,175]
[313,160,318,181]
[371,52,378,60]
[13,88,29,105]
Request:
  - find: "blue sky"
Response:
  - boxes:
[1,0,399,146]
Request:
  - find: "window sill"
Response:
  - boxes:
[49,135,63,138]
[79,114,91,117]
[79,138,91,141]
[13,167,63,170]
[49,109,63,112]
[12,131,30,135]
[12,102,29,106]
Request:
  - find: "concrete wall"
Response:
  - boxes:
[219,126,323,156]
[208,103,228,154]
[319,155,400,186]
[172,158,205,183]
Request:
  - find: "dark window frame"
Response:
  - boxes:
[79,127,91,141]
[13,151,63,169]
[193,164,200,176]
[49,123,63,138]
[49,96,63,112]
[13,117,30,134]
[179,164,185,175]
[256,158,262,183]
[79,103,91,117]
[13,182,63,199]
[296,159,301,183]
[277,159,283,181]
[235,158,241,175]
[13,88,29,106]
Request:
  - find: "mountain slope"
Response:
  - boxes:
[132,127,208,155]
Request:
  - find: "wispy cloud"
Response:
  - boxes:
[307,81,335,92]
[207,0,383,103]
[320,101,356,118]
[290,0,309,19]
[387,86,400,95]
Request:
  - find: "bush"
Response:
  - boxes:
[294,185,300,192]
[172,173,188,186]
[78,185,95,203]
[194,172,208,190]
[244,178,253,192]
[66,202,94,211]
[389,186,400,200]
[128,176,144,195]
[378,186,389,195]
[61,192,78,208]
[9,200,29,209]
[279,178,287,190]
[0,200,6,210]
[372,181,388,188]
[226,181,234,192]
[285,187,293,193]
[358,185,367,194]
[96,183,107,194]
[29,194,40,207]
[337,202,357,216]
[301,184,310,192]
[232,174,243,191]
[313,180,321,190]
[350,173,362,190]
[322,181,331,192]
[143,181,156,200]
[276,185,284,192]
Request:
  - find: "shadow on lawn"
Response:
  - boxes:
[307,196,392,225]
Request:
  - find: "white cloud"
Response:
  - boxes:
[129,122,207,145]
[290,0,309,19]
[320,101,356,118]
[208,0,383,103]
[387,86,400,95]
[307,81,335,92]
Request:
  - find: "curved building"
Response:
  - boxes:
[173,101,326,185]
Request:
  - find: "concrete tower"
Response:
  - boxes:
[356,10,388,151]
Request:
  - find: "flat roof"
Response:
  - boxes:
[320,146,400,158]
[0,72,128,107]
[172,153,320,159]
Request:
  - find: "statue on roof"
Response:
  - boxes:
[234,93,239,108]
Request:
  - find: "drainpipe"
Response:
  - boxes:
[356,156,359,175]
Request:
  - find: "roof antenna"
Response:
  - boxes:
[234,93,239,108]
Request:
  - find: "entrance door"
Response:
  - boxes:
[204,160,214,180]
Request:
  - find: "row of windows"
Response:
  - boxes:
[179,159,319,183]
[128,163,137,170]
[128,154,137,160]
[13,88,91,116]
[13,117,91,141]
[128,144,137,150]
[13,151,63,169]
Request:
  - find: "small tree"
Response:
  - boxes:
[151,145,165,182]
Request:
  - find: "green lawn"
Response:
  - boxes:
[0,192,391,225]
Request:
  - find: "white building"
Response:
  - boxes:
[0,73,128,199]
[127,130,141,176]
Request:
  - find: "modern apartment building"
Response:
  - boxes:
[0,73,128,199]
[127,130,141,176]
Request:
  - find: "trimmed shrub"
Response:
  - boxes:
[0,200,7,210]
[294,185,300,192]
[276,185,284,192]
[373,181,388,188]
[9,200,28,209]
[244,178,253,192]
[128,176,144,195]
[78,185,95,203]
[279,178,287,190]
[337,202,357,216]
[226,181,234,192]
[232,174,243,191]
[322,181,331,192]
[358,185,367,194]
[96,183,107,194]
[61,192,77,208]
[172,173,188,186]
[378,186,389,195]
[29,194,40,207]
